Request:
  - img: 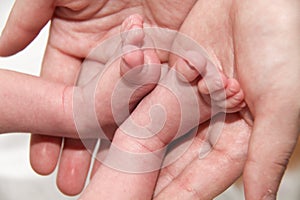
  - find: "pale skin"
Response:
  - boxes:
[79,14,245,200]
[0,0,300,200]
[0,67,249,200]
[0,0,199,195]
[165,1,300,199]
[0,12,245,199]
[0,10,244,195]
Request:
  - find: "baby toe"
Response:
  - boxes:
[198,72,228,95]
[225,78,241,97]
[210,78,242,101]
[121,14,144,46]
[121,14,143,32]
[174,57,200,82]
[121,45,144,77]
[216,89,245,109]
[185,51,207,75]
[225,102,247,113]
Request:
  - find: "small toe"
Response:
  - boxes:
[121,45,144,76]
[121,14,144,47]
[198,72,228,94]
[185,51,207,74]
[215,89,245,109]
[225,78,241,97]
[175,57,200,82]
[174,51,208,83]
[225,101,247,113]
[210,88,227,102]
[210,78,241,101]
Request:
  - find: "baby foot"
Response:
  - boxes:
[174,51,245,115]
[102,50,245,168]
[119,14,161,108]
[91,19,245,178]
[92,14,161,138]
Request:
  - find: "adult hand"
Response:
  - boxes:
[174,0,300,199]
[85,1,299,199]
[0,0,198,195]
[235,1,300,199]
[80,113,251,200]
[1,0,298,199]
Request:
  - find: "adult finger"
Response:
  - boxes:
[233,1,300,198]
[0,0,55,56]
[243,109,299,200]
[29,43,86,196]
[56,139,97,196]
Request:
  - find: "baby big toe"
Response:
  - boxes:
[174,57,200,82]
[177,51,207,82]
[120,14,146,80]
[121,45,144,77]
[121,14,144,46]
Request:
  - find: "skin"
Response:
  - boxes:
[0,32,246,200]
[0,60,248,200]
[0,0,197,195]
[77,15,245,200]
[234,1,300,199]
[0,70,75,136]
[168,0,300,199]
[80,114,251,200]
[0,17,246,200]
[0,10,245,198]
[0,0,299,200]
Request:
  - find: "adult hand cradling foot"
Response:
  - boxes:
[0,0,299,199]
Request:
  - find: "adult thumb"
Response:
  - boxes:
[243,108,299,200]
[0,0,55,56]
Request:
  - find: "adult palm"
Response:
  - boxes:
[0,0,299,199]
[0,0,198,195]
[155,0,300,199]
[80,1,300,199]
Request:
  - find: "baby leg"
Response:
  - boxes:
[77,14,161,138]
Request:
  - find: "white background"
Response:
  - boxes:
[0,1,299,200]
